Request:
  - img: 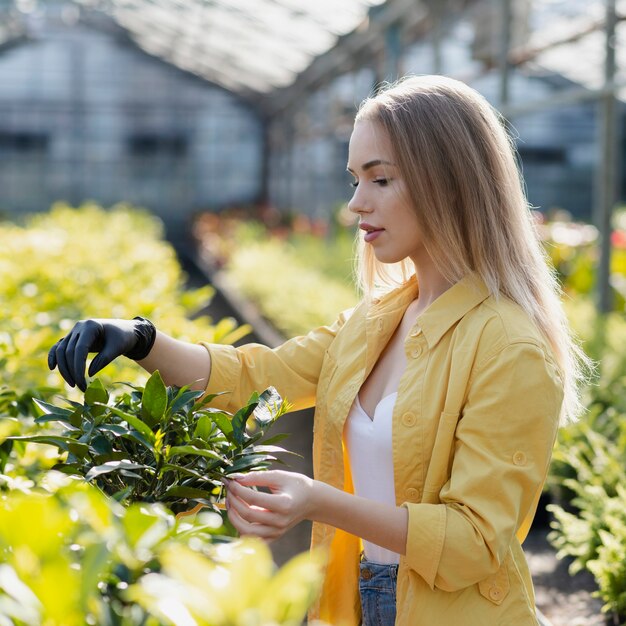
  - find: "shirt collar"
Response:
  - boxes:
[368,275,419,316]
[417,273,491,348]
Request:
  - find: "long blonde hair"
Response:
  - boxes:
[354,75,590,422]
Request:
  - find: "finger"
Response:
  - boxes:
[71,322,103,385]
[48,338,62,370]
[88,345,119,379]
[226,501,278,540]
[227,493,277,526]
[227,479,281,510]
[229,470,285,489]
[73,334,93,393]
[64,331,81,390]
[54,334,76,388]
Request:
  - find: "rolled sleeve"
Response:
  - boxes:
[200,342,241,411]
[403,341,563,591]
[402,502,446,589]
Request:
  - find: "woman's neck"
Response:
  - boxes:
[412,261,454,315]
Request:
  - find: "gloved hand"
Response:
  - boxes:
[48,317,156,391]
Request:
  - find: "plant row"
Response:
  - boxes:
[0,204,324,625]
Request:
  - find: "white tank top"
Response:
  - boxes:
[343,391,400,565]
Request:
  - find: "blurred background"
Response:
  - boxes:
[0,0,620,226]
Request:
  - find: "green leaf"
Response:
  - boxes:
[249,444,291,455]
[231,402,256,446]
[122,430,155,452]
[68,406,83,428]
[162,486,214,500]
[50,462,83,475]
[85,378,109,407]
[141,370,168,425]
[85,460,151,481]
[191,392,227,413]
[79,542,110,612]
[193,414,213,440]
[167,445,223,461]
[112,486,133,502]
[119,469,144,480]
[227,454,277,473]
[99,424,129,436]
[209,411,234,441]
[7,435,89,457]
[160,464,214,481]
[169,388,204,416]
[256,432,289,446]
[32,398,72,416]
[34,414,80,430]
[0,440,13,473]
[90,435,113,456]
[98,404,156,443]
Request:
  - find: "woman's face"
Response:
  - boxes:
[347,119,425,266]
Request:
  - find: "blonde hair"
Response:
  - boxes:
[354,75,591,422]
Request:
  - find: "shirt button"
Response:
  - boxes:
[405,487,419,500]
[489,586,503,602]
[410,347,422,358]
[410,327,421,337]
[372,297,381,305]
[401,412,416,427]
[513,451,527,466]
[361,568,373,580]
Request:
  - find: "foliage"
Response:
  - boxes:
[0,203,325,625]
[0,476,324,626]
[4,373,291,514]
[538,206,626,311]
[0,202,250,400]
[195,217,357,338]
[586,487,626,621]
[225,238,357,337]
[547,301,626,623]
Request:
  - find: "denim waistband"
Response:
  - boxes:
[359,555,397,626]
[359,555,398,586]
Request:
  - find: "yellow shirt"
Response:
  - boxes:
[203,274,564,626]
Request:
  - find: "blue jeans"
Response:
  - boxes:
[359,555,398,626]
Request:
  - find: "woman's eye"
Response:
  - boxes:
[349,178,390,188]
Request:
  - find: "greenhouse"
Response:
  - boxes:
[0,1,625,625]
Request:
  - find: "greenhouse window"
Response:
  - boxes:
[0,131,49,154]
[127,134,188,157]
[518,146,566,165]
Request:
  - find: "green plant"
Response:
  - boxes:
[0,202,250,399]
[5,372,291,514]
[0,476,325,626]
[225,239,357,337]
[586,486,626,623]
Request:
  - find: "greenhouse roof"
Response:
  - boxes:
[68,0,386,96]
[2,0,625,106]
[519,0,626,101]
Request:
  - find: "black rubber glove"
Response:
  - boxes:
[47,317,156,391]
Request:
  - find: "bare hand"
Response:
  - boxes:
[223,470,315,541]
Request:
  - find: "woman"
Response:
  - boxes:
[49,76,588,625]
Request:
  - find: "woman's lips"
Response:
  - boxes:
[364,229,384,242]
[360,223,385,243]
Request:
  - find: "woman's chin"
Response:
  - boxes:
[373,251,407,265]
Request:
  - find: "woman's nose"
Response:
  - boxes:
[348,186,371,215]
